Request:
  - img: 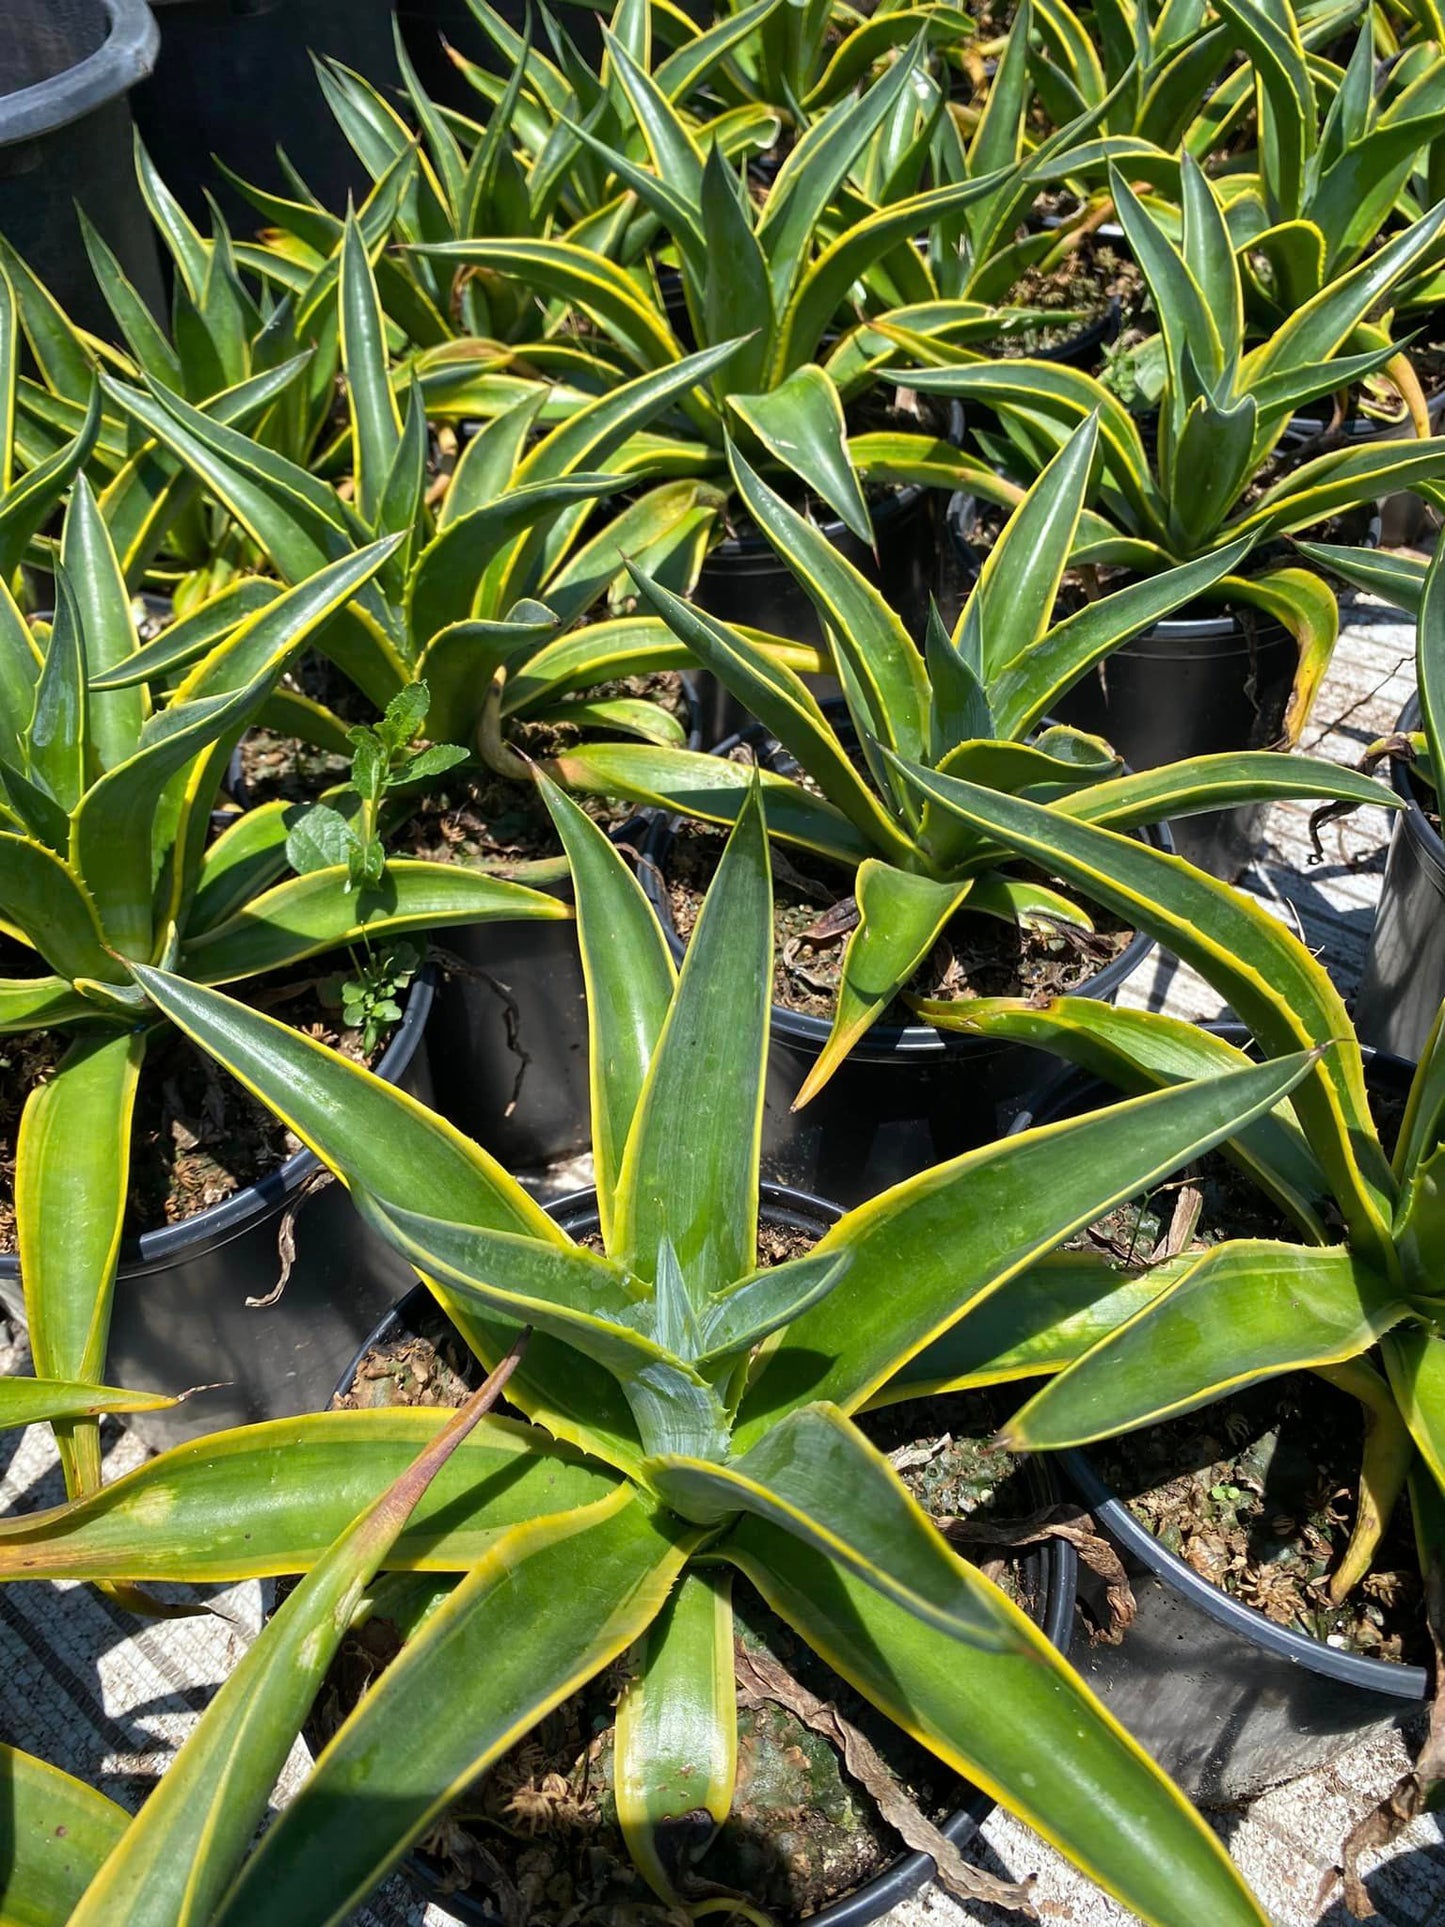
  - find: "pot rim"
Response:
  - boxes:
[0,0,158,143]
[335,1179,1078,1927]
[1037,1021,1431,1703]
[0,963,435,1280]
[637,712,1161,1061]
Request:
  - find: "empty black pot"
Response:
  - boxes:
[0,966,437,1448]
[1355,693,1445,1061]
[637,720,1162,1204]
[133,0,401,226]
[0,0,163,336]
[1025,1032,1430,1804]
[333,1183,1078,1927]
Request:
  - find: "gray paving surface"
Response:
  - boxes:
[1,601,1441,1925]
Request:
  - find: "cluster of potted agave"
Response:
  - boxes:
[0,0,1444,1921]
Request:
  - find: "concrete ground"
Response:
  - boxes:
[1,599,1441,1926]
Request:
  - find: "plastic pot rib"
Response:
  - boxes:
[0,967,438,1448]
[637,719,1162,1205]
[0,0,164,336]
[1025,1029,1430,1805]
[332,1184,1078,1927]
[1355,693,1445,1061]
[133,0,402,225]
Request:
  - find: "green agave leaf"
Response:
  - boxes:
[181,859,569,982]
[0,1409,620,1581]
[1007,1240,1406,1448]
[733,1047,1321,1442]
[1396,992,1445,1186]
[186,800,290,935]
[88,579,281,691]
[754,40,927,317]
[649,1402,1016,1648]
[0,573,39,768]
[699,141,772,395]
[724,1515,1270,1927]
[969,413,1100,683]
[0,834,113,982]
[1383,1326,1445,1491]
[0,382,102,582]
[405,473,625,642]
[413,237,680,373]
[546,739,873,866]
[991,538,1253,737]
[729,366,872,545]
[505,619,825,714]
[614,1569,735,1905]
[73,539,402,960]
[623,560,913,862]
[1292,541,1424,616]
[16,1027,145,1496]
[1058,751,1402,833]
[24,572,87,813]
[727,444,930,786]
[537,775,675,1238]
[1243,203,1445,393]
[0,1745,128,1927]
[797,864,971,1109]
[874,753,1398,1269]
[909,994,1330,1235]
[210,1492,694,1927]
[613,781,770,1309]
[340,210,403,525]
[697,1250,852,1368]
[59,477,144,772]
[68,1365,534,1927]
[0,975,93,1033]
[0,1375,177,1429]
[123,966,644,1469]
[356,1200,728,1459]
[867,1250,1196,1403]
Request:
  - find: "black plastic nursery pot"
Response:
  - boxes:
[132,0,402,226]
[330,1183,1079,1927]
[637,737,1162,1205]
[0,0,164,337]
[1026,1035,1432,1806]
[424,910,595,1176]
[1354,693,1445,1062]
[1049,603,1301,881]
[0,966,437,1451]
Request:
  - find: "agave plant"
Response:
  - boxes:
[835,647,1445,1599]
[0,776,1326,1927]
[892,157,1445,725]
[448,0,974,150]
[1198,0,1445,321]
[548,413,1393,1097]
[403,35,1048,531]
[271,0,790,368]
[0,136,423,614]
[90,206,813,772]
[0,504,568,1502]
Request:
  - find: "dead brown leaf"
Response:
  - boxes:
[734,1644,1038,1917]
